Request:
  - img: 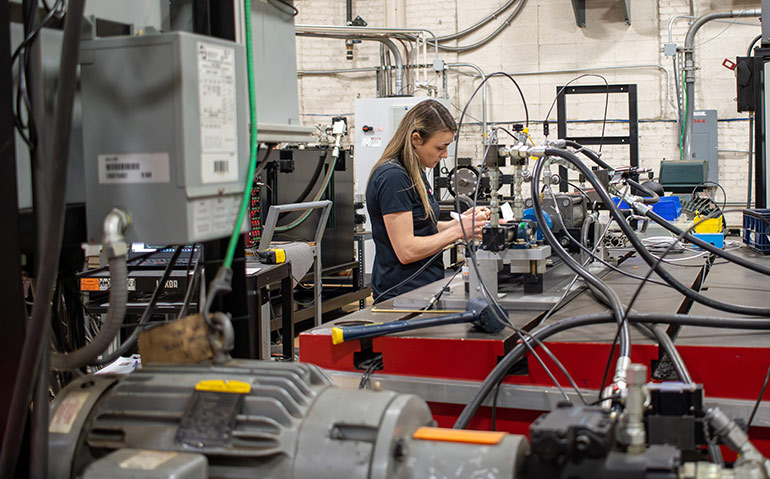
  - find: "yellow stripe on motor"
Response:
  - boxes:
[331,327,344,345]
[195,379,251,394]
[412,427,507,445]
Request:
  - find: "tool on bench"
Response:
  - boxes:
[330,298,507,345]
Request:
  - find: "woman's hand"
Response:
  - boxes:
[455,209,489,241]
[462,206,490,218]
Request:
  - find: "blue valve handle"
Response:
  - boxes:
[331,311,478,345]
[330,298,504,345]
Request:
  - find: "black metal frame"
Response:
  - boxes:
[556,83,639,191]
[752,49,770,208]
[0,0,28,443]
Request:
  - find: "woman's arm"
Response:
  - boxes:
[384,210,487,264]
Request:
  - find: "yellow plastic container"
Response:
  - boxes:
[693,215,722,233]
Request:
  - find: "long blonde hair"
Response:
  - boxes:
[369,99,457,221]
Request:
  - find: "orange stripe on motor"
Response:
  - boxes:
[412,427,506,445]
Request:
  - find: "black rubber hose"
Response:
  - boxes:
[454,311,770,429]
[531,158,631,359]
[643,323,692,383]
[627,178,660,205]
[0,0,85,475]
[51,254,128,370]
[90,245,185,366]
[544,147,770,316]
[29,332,49,479]
[646,209,770,278]
[564,140,613,170]
[290,149,329,204]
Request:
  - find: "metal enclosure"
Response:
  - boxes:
[269,148,355,268]
[11,25,85,209]
[80,31,249,245]
[354,97,452,273]
[241,0,313,142]
[692,109,718,183]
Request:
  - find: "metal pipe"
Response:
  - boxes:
[298,67,380,74]
[437,0,519,42]
[432,0,527,53]
[683,9,761,161]
[346,0,352,25]
[669,15,759,45]
[380,43,393,96]
[447,63,487,144]
[297,32,403,95]
[296,24,439,62]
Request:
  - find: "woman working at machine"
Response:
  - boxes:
[366,99,489,302]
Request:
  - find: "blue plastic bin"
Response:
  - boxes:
[743,209,770,254]
[691,233,724,249]
[612,196,682,221]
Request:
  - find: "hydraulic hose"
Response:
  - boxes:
[0,0,86,475]
[544,147,770,317]
[564,140,613,170]
[275,140,340,232]
[290,149,329,204]
[642,323,692,383]
[627,178,660,205]
[454,311,770,429]
[531,157,632,381]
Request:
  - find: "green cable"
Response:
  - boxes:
[223,0,258,269]
[679,70,687,161]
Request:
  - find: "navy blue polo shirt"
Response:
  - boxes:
[366,160,443,301]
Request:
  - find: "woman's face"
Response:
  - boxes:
[412,130,454,169]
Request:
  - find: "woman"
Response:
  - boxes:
[366,99,489,302]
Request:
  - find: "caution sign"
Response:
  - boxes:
[80,278,99,291]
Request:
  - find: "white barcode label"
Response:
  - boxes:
[198,42,238,184]
[98,153,170,184]
[214,160,229,173]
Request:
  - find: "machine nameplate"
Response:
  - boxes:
[197,42,238,184]
[118,450,178,470]
[97,153,170,184]
[49,391,90,434]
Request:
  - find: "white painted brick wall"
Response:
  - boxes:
[294,0,761,224]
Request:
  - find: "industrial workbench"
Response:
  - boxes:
[299,244,770,455]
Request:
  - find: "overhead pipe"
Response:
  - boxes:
[296,24,440,63]
[298,63,676,120]
[682,9,761,161]
[297,32,404,95]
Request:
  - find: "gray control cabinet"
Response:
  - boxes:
[80,31,249,245]
[692,109,718,183]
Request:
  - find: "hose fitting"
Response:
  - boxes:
[102,208,130,259]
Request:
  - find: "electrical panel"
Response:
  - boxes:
[353,97,452,273]
[80,31,249,245]
[692,109,718,184]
